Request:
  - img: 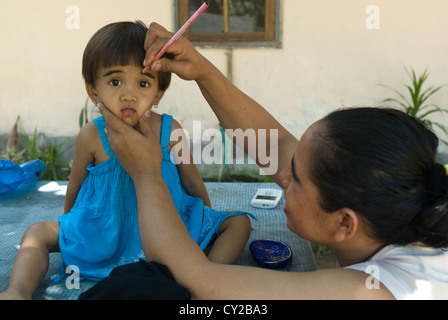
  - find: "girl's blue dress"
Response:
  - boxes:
[58,114,249,281]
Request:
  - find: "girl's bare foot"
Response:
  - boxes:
[0,289,30,300]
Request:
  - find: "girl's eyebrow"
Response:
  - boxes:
[102,70,122,77]
[142,72,155,79]
[102,69,155,80]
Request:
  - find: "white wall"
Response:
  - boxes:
[233,0,448,142]
[0,0,175,137]
[1,0,447,153]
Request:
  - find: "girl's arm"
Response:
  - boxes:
[169,118,211,207]
[64,122,97,213]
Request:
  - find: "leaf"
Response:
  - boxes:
[79,97,90,129]
[419,105,448,119]
[380,98,409,111]
[419,85,445,107]
[378,84,413,109]
[379,67,448,144]
[439,137,448,147]
[6,115,20,150]
[432,122,448,136]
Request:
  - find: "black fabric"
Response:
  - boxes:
[79,260,191,300]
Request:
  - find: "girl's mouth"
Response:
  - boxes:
[121,108,136,116]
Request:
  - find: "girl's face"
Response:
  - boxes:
[88,64,164,128]
[280,121,331,244]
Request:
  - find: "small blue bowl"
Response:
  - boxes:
[249,240,293,269]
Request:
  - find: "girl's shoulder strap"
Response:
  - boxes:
[160,113,173,149]
[93,116,115,158]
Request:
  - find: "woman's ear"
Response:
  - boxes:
[85,83,98,105]
[333,208,359,243]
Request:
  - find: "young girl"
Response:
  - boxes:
[0,21,251,299]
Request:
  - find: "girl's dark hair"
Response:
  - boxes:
[309,107,448,249]
[82,20,171,91]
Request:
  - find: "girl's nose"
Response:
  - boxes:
[120,94,137,102]
[120,86,137,102]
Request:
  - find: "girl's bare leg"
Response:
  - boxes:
[207,214,252,264]
[0,221,59,300]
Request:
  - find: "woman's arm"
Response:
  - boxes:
[133,166,394,300]
[100,105,395,300]
[143,23,298,185]
[135,168,394,300]
[64,123,96,213]
[170,118,211,207]
[196,62,299,185]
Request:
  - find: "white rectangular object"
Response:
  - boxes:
[250,188,283,209]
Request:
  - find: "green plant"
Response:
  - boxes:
[79,97,90,129]
[20,129,72,181]
[0,146,26,164]
[20,128,39,160]
[38,140,72,181]
[311,243,332,256]
[380,68,448,146]
[79,97,99,129]
[2,115,73,180]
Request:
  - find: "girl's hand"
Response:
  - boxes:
[97,103,162,180]
[143,22,212,82]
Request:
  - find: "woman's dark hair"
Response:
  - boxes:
[82,20,171,91]
[309,107,448,249]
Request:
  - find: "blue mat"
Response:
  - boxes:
[0,181,316,300]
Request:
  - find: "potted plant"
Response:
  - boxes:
[380,68,448,148]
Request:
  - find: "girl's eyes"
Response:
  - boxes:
[109,79,122,86]
[138,81,150,88]
[108,79,150,88]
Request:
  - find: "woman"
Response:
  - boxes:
[99,23,448,300]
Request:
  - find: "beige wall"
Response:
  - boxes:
[1,0,447,153]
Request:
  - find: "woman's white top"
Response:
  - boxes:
[345,245,448,300]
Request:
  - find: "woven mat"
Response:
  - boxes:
[0,181,316,300]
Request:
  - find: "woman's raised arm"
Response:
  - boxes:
[143,23,298,185]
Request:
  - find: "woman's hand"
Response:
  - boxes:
[97,103,162,180]
[142,22,212,82]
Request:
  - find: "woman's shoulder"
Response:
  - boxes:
[357,244,448,267]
